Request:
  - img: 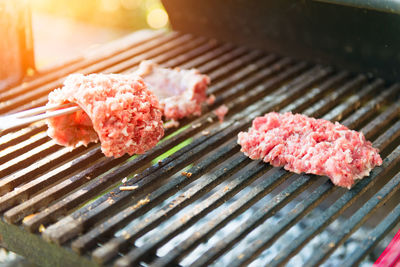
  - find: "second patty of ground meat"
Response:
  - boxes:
[237,112,382,188]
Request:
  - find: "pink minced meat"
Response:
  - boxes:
[46,73,164,158]
[135,60,210,120]
[213,104,229,123]
[237,112,382,188]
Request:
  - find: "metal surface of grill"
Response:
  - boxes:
[1,31,400,267]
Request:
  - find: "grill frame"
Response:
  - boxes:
[1,30,400,267]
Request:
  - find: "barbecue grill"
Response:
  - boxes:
[1,0,400,266]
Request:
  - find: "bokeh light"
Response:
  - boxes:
[100,0,120,12]
[29,0,169,30]
[146,8,168,29]
[120,0,142,10]
[28,0,170,68]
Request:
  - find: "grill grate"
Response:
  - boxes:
[1,31,400,267]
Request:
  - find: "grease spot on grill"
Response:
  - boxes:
[121,230,131,240]
[181,171,192,178]
[22,213,37,223]
[192,123,202,129]
[120,185,138,191]
[202,130,210,136]
[131,195,150,210]
[39,224,46,233]
[107,197,114,204]
[26,67,35,77]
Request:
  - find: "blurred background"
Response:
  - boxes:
[30,0,169,69]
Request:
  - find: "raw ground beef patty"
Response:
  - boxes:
[213,104,229,123]
[237,112,382,188]
[135,60,210,120]
[46,73,164,158]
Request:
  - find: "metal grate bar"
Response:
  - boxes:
[305,169,400,266]
[340,84,400,129]
[79,32,188,75]
[193,175,323,267]
[0,146,102,213]
[168,45,245,76]
[0,124,46,150]
[102,36,208,74]
[45,120,249,244]
[180,51,273,95]
[321,79,384,121]
[178,44,241,71]
[303,74,366,118]
[211,57,293,105]
[361,102,400,141]
[204,53,279,98]
[206,51,268,94]
[187,83,400,267]
[281,71,350,113]
[114,164,288,267]
[3,150,128,224]
[120,38,217,74]
[0,131,49,163]
[210,54,278,95]
[0,141,60,179]
[229,181,334,267]
[89,141,249,263]
[0,144,93,197]
[345,200,400,265]
[193,47,254,77]
[268,144,400,266]
[214,61,324,109]
[160,40,223,69]
[151,170,309,267]
[375,123,400,155]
